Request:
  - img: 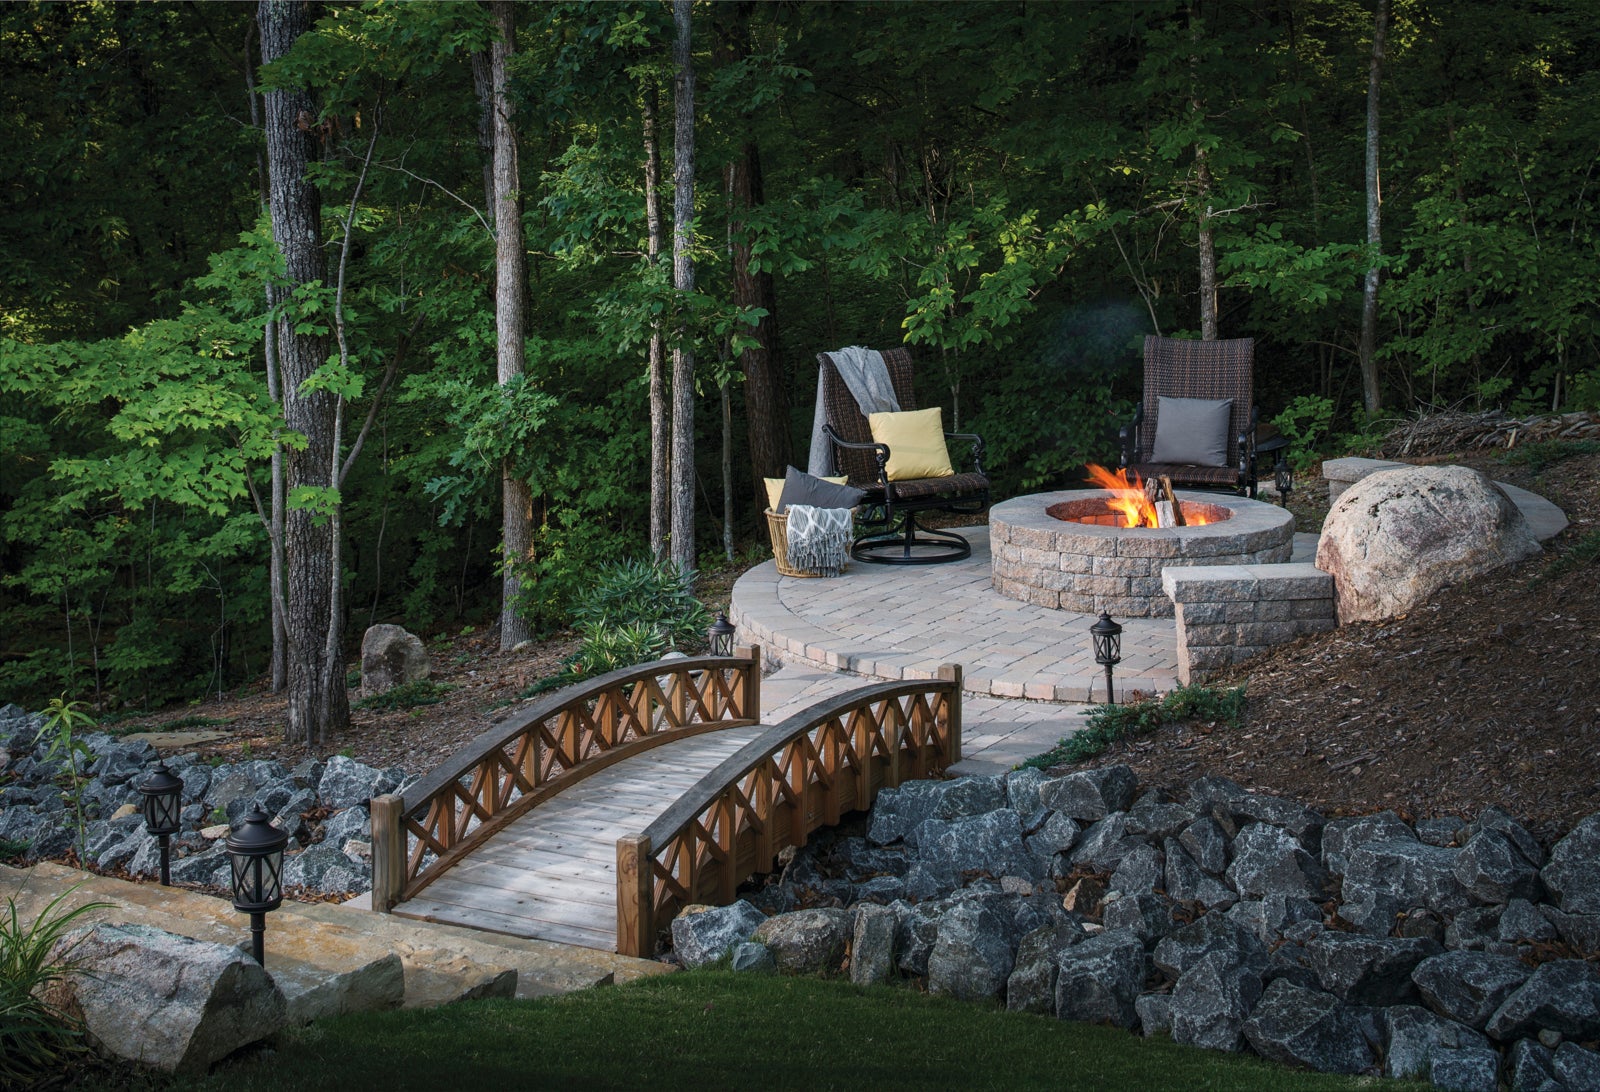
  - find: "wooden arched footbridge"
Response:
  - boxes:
[369,650,961,956]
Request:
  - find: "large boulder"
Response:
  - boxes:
[1304,932,1439,1005]
[752,908,852,975]
[1169,950,1264,1052]
[913,809,1039,884]
[358,624,430,699]
[42,923,286,1074]
[1484,959,1600,1042]
[1412,950,1532,1029]
[1006,923,1084,1015]
[1542,813,1600,914]
[1225,822,1328,900]
[1038,765,1138,821]
[866,777,1007,846]
[1381,1004,1491,1081]
[1314,464,1540,623]
[671,901,766,968]
[1053,929,1148,1029]
[1241,979,1374,1075]
[849,904,897,986]
[926,899,1015,1002]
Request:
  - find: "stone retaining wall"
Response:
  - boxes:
[1162,564,1336,684]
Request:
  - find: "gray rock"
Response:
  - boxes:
[90,740,157,786]
[1227,894,1322,945]
[317,756,396,811]
[1506,1038,1557,1092]
[317,805,372,851]
[42,923,286,1073]
[1186,774,1249,810]
[1416,817,1467,848]
[1125,794,1194,840]
[927,899,1014,1002]
[1025,812,1080,862]
[1164,839,1237,909]
[168,843,229,885]
[1305,932,1439,1005]
[1054,929,1148,1029]
[1101,892,1177,944]
[289,757,326,791]
[358,623,430,699]
[1485,959,1600,1042]
[1039,765,1139,821]
[729,942,775,974]
[1135,993,1173,1036]
[1344,838,1471,916]
[1381,1004,1491,1080]
[914,809,1039,885]
[1225,822,1328,900]
[1227,794,1325,848]
[1321,811,1417,877]
[1153,912,1268,980]
[853,875,907,905]
[1395,907,1446,944]
[1068,813,1142,872]
[1445,905,1504,950]
[1169,950,1264,1052]
[206,760,289,814]
[1554,1042,1600,1091]
[1499,898,1558,945]
[1109,843,1164,896]
[867,781,946,845]
[1004,767,1051,833]
[177,763,212,806]
[753,908,852,975]
[0,707,44,751]
[1428,1046,1503,1092]
[1178,816,1229,875]
[1413,950,1532,1030]
[1540,906,1600,954]
[1006,923,1084,1015]
[670,901,767,968]
[1454,829,1544,904]
[850,904,897,986]
[893,899,942,976]
[282,843,367,894]
[1241,979,1374,1075]
[85,814,148,871]
[1473,805,1544,866]
[1542,813,1600,915]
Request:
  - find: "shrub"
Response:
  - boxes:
[0,887,111,1086]
[353,679,456,712]
[1023,684,1246,768]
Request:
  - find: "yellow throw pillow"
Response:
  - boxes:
[867,407,954,481]
[765,475,847,510]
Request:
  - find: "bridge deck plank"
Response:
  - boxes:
[392,725,765,951]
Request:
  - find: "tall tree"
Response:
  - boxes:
[644,81,670,562]
[257,0,348,743]
[490,1,532,650]
[669,0,696,577]
[1359,0,1390,414]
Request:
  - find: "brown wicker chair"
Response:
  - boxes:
[818,347,989,564]
[1119,335,1260,496]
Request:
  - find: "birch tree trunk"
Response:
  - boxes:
[1359,0,1390,414]
[644,83,669,562]
[491,1,532,650]
[258,0,348,743]
[670,0,696,579]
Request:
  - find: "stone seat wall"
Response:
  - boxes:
[1162,563,1335,684]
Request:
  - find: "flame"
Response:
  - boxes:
[1082,465,1211,528]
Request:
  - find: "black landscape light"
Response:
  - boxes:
[138,761,184,886]
[1274,454,1295,508]
[226,806,288,967]
[1091,611,1123,705]
[708,611,737,658]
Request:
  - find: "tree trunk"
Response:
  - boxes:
[1359,0,1389,414]
[258,0,348,743]
[670,0,696,580]
[644,83,669,562]
[1190,7,1217,340]
[471,48,495,219]
[490,2,532,651]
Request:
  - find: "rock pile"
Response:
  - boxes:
[671,765,1600,1090]
[0,704,399,898]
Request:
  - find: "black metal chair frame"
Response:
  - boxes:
[1118,335,1260,497]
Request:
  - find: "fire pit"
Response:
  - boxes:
[990,481,1295,618]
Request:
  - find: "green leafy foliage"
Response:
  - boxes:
[1271,396,1335,474]
[0,886,112,1086]
[353,679,456,712]
[40,697,96,862]
[1499,439,1600,474]
[1023,685,1247,769]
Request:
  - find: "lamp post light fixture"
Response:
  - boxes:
[138,761,184,886]
[1090,611,1123,705]
[1274,454,1295,508]
[708,611,737,658]
[226,806,288,967]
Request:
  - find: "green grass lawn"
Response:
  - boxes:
[172,971,1428,1092]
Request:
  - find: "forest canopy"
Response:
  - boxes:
[2,0,1597,719]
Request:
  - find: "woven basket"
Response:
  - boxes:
[765,507,850,578]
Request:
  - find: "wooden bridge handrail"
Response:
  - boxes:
[371,649,760,912]
[616,665,961,956]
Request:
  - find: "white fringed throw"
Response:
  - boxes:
[784,505,853,576]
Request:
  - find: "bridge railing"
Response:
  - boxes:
[370,649,761,911]
[614,665,961,957]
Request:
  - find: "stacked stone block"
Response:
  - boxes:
[1162,563,1335,683]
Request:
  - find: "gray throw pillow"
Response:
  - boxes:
[776,466,866,514]
[1150,396,1233,467]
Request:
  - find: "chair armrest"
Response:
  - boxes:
[821,424,891,489]
[1119,403,1144,469]
[945,431,986,476]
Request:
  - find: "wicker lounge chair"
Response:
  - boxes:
[1119,335,1259,496]
[818,347,989,564]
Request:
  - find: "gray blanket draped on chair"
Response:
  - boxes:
[807,346,900,477]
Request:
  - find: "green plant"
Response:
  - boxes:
[1500,438,1600,474]
[353,679,456,712]
[1023,684,1247,768]
[40,696,96,862]
[0,838,30,865]
[0,886,112,1085]
[1270,395,1334,473]
[1538,528,1600,584]
[569,557,713,649]
[208,806,227,825]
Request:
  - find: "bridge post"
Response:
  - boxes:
[738,643,761,723]
[616,833,654,957]
[370,793,405,912]
[938,664,963,766]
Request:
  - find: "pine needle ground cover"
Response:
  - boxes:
[173,972,1424,1092]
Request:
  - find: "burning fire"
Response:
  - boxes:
[1082,465,1212,528]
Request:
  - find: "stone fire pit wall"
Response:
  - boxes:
[989,491,1296,619]
[1162,563,1335,684]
